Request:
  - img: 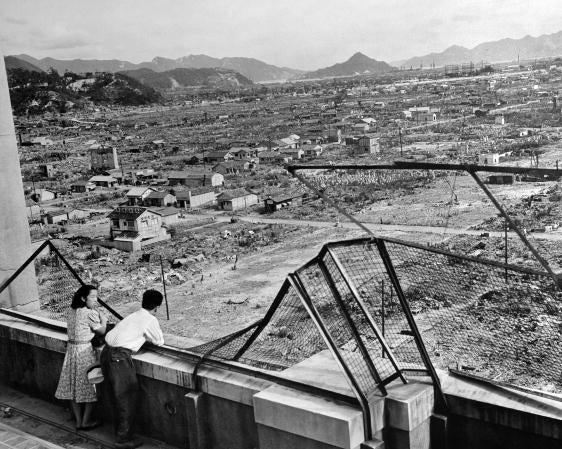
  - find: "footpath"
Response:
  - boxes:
[0,422,63,449]
[0,385,176,449]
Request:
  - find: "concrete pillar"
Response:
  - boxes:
[185,391,209,449]
[0,53,39,312]
[384,382,435,449]
[253,384,365,449]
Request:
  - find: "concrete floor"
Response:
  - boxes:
[0,385,179,449]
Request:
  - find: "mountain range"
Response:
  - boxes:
[395,30,562,68]
[9,52,395,84]
[8,28,562,84]
[12,54,303,83]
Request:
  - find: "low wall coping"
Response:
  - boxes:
[0,314,271,406]
[441,371,562,439]
[253,383,365,449]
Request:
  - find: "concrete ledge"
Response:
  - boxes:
[0,314,271,405]
[441,372,562,439]
[257,423,345,449]
[360,439,385,449]
[0,316,66,353]
[253,384,364,449]
[279,350,356,399]
[279,350,387,433]
[199,362,269,406]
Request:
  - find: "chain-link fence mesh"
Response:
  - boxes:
[185,281,330,371]
[329,243,426,372]
[33,246,84,321]
[294,259,381,396]
[239,282,327,370]
[3,242,119,325]
[321,251,400,382]
[382,239,562,391]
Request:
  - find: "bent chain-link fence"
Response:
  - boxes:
[203,236,562,399]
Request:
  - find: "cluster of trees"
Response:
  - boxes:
[7,68,161,115]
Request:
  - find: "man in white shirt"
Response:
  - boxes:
[100,289,165,449]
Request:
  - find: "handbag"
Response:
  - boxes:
[91,322,115,348]
[87,365,104,384]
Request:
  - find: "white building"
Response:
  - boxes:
[478,153,500,165]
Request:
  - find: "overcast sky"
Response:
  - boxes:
[1,0,561,70]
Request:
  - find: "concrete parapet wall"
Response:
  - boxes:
[0,315,266,448]
[0,316,372,449]
[3,314,560,449]
[441,372,562,449]
[254,384,364,449]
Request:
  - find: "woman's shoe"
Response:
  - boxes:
[77,420,101,431]
[114,439,143,449]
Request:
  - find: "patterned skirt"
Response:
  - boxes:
[55,342,98,403]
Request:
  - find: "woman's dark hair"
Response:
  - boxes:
[142,289,163,310]
[71,285,97,309]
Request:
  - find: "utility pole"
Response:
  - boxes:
[504,219,508,283]
[159,255,170,320]
[398,126,403,157]
[119,155,125,185]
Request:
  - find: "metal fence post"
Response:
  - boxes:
[232,279,290,360]
[288,273,373,441]
[327,248,406,385]
[376,239,449,413]
[317,257,386,393]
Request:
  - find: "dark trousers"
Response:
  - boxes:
[100,346,138,443]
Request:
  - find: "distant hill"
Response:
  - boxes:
[396,30,562,68]
[177,55,304,82]
[13,54,303,83]
[119,67,253,90]
[14,54,138,74]
[6,68,161,115]
[303,52,394,79]
[4,56,43,72]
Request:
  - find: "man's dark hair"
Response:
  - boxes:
[142,289,163,310]
[71,285,97,309]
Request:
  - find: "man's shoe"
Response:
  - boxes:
[114,440,143,449]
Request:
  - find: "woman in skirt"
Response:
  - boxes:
[55,285,107,430]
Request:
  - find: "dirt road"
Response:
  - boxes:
[212,214,562,241]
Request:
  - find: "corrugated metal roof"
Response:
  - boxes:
[217,189,252,200]
[107,206,149,220]
[148,207,179,216]
[89,175,117,182]
[126,187,152,197]
[146,190,172,199]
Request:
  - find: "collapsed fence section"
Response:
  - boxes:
[188,279,328,372]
